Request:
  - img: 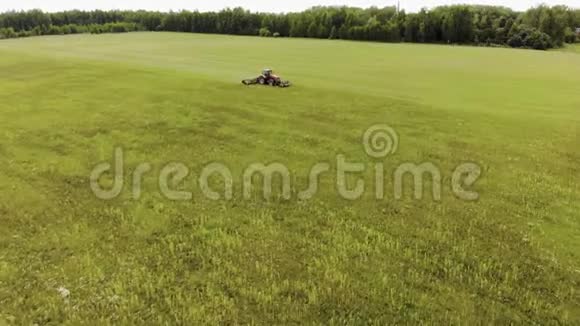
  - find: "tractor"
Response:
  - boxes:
[242,69,291,87]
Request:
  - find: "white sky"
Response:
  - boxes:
[0,0,578,13]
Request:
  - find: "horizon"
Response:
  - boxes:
[1,0,579,14]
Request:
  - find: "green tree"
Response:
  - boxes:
[307,21,318,38]
[258,27,271,37]
[328,25,337,39]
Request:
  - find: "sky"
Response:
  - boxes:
[0,0,578,14]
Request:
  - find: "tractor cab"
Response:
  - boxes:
[262,69,273,77]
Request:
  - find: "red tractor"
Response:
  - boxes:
[242,69,291,87]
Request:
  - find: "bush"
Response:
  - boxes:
[507,35,523,47]
[564,27,577,43]
[507,25,553,50]
[46,25,64,35]
[17,30,32,38]
[75,25,89,34]
[61,25,72,35]
[101,22,143,33]
[0,22,141,40]
[526,30,552,50]
[67,24,85,34]
[273,32,281,38]
[328,26,337,39]
[88,24,103,34]
[110,24,128,33]
[259,27,271,37]
[0,27,17,39]
[31,26,42,36]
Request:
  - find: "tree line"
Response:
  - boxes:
[1,5,578,50]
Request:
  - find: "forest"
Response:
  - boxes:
[0,5,578,50]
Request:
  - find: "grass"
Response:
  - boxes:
[0,32,579,324]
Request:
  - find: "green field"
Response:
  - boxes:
[0,32,579,324]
